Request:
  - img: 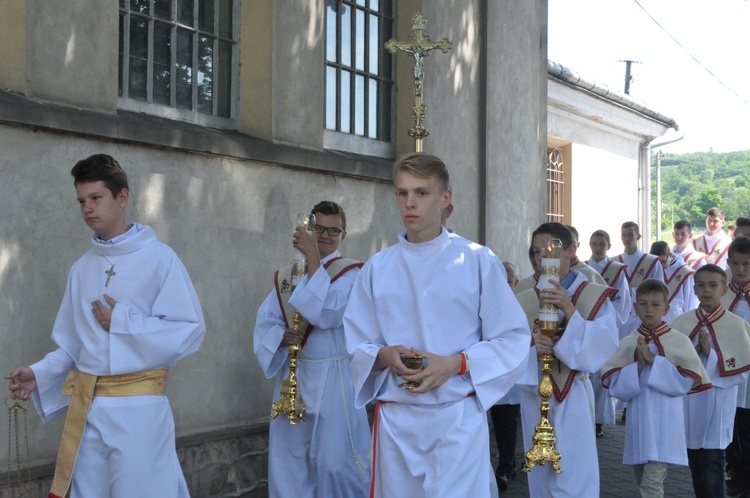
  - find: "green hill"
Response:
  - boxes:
[652,149,750,238]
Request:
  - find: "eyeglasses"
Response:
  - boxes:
[313,224,343,237]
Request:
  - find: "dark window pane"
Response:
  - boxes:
[217,40,231,117]
[197,35,214,114]
[176,28,193,109]
[154,0,172,20]
[178,0,194,25]
[130,0,149,15]
[153,22,172,105]
[128,18,148,100]
[218,0,232,38]
[199,0,215,32]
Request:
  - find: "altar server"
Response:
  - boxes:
[650,241,698,322]
[344,153,530,498]
[253,201,371,498]
[516,222,619,498]
[6,154,205,498]
[693,207,731,269]
[673,220,707,270]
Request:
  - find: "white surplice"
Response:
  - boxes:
[587,255,632,425]
[30,223,205,498]
[344,229,531,498]
[617,250,664,339]
[606,354,695,466]
[663,255,698,324]
[254,251,371,498]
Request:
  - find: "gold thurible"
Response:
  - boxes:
[522,238,563,474]
[270,214,315,424]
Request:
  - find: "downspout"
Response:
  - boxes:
[640,132,685,249]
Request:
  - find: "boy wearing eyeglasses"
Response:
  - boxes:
[253,200,371,498]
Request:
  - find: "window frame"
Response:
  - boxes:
[324,0,395,158]
[118,0,239,128]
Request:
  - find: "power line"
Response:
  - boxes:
[633,0,750,108]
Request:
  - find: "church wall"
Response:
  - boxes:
[26,1,119,110]
[0,122,398,468]
[0,0,550,493]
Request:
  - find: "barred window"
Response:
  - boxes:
[547,147,565,222]
[118,0,236,119]
[325,0,393,141]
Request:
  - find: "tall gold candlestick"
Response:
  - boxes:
[523,238,563,473]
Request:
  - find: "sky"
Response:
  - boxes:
[548,0,750,154]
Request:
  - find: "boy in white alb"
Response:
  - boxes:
[6,154,205,498]
[617,221,664,338]
[253,201,371,498]
[650,241,698,323]
[693,208,731,269]
[722,235,750,497]
[602,279,711,498]
[343,153,531,498]
[566,225,607,286]
[672,265,750,498]
[586,229,632,436]
[673,220,707,270]
[516,222,619,498]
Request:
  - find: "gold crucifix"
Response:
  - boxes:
[385,12,452,152]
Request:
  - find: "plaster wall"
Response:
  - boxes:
[420,1,484,243]
[0,124,400,465]
[271,0,326,147]
[484,0,548,274]
[26,0,118,109]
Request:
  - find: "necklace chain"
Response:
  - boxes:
[101,255,125,287]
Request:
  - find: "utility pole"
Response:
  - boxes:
[618,60,641,95]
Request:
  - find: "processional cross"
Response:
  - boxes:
[385,12,452,152]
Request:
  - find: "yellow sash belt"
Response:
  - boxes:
[48,369,168,498]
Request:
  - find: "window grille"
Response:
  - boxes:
[547,147,565,222]
[325,0,393,140]
[119,0,236,119]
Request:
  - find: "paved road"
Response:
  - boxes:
[493,410,696,497]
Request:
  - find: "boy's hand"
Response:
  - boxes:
[698,330,711,356]
[5,367,37,401]
[293,226,321,276]
[534,334,560,358]
[541,281,576,319]
[399,349,463,394]
[636,336,655,374]
[92,294,117,332]
[374,345,421,376]
[282,328,304,346]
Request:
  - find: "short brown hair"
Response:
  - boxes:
[636,279,669,303]
[71,154,129,197]
[621,221,640,235]
[590,229,611,245]
[649,241,670,257]
[695,264,727,284]
[393,153,450,191]
[311,200,347,230]
[706,207,724,220]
